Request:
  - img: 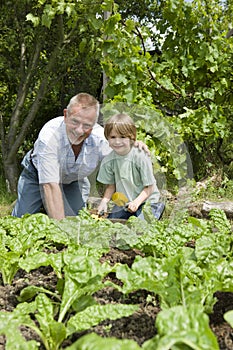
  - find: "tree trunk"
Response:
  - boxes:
[2,16,67,194]
[188,200,233,219]
[3,157,19,194]
[202,201,233,218]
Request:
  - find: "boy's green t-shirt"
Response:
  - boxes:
[97,147,160,203]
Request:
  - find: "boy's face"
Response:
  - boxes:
[108,130,132,155]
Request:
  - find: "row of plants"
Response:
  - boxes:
[0,207,232,349]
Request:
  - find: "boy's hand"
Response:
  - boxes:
[97,200,108,215]
[126,201,140,213]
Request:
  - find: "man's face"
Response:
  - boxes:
[64,105,96,145]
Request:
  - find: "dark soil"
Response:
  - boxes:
[0,248,233,349]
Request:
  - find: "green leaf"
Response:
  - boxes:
[35,294,66,349]
[224,310,233,328]
[65,332,141,350]
[18,285,59,303]
[144,304,219,350]
[26,13,40,27]
[66,304,139,335]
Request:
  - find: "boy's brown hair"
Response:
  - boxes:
[104,113,137,141]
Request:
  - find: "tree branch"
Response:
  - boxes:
[7,17,68,160]
[123,21,181,98]
[7,36,43,145]
[0,114,6,157]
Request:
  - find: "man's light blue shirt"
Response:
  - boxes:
[31,117,110,184]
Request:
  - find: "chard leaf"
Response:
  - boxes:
[18,285,60,302]
[5,331,39,350]
[143,304,219,350]
[215,259,233,291]
[65,332,141,349]
[19,251,63,278]
[114,252,219,311]
[35,293,66,350]
[0,304,39,349]
[195,234,231,264]
[63,247,112,284]
[58,274,105,323]
[115,255,183,308]
[0,250,20,285]
[71,294,97,313]
[19,252,51,272]
[224,310,233,327]
[209,209,232,234]
[66,304,139,335]
[56,215,115,248]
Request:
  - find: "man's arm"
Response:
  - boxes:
[42,183,65,220]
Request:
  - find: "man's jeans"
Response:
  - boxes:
[12,151,86,218]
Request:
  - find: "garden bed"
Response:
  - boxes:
[0,247,232,349]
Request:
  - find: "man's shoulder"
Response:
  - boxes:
[91,123,105,138]
[88,124,109,149]
[38,117,64,142]
[43,117,64,128]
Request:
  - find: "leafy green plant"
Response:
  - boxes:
[194,209,232,265]
[0,293,139,350]
[143,304,219,350]
[0,213,68,285]
[65,332,142,350]
[0,245,139,350]
[111,211,233,312]
[110,250,221,313]
[224,310,233,328]
[0,207,232,348]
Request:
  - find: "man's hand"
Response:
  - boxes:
[134,140,150,155]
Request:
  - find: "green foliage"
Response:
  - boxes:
[0,175,15,204]
[0,213,64,284]
[101,0,233,179]
[0,229,138,350]
[0,208,232,348]
[105,209,233,314]
[224,310,233,328]
[66,333,141,350]
[193,176,233,201]
[0,0,103,191]
[144,304,219,350]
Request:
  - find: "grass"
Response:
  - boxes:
[192,175,233,202]
[0,176,16,217]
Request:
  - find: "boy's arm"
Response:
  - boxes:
[127,184,154,213]
[97,184,116,214]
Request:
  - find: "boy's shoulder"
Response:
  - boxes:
[131,146,149,158]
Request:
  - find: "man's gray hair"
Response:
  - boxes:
[67,93,99,121]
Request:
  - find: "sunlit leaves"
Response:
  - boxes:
[101,0,233,178]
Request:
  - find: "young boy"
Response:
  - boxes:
[97,113,164,220]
